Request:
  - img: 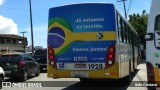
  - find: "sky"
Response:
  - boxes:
[0,0,152,48]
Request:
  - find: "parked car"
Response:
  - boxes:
[33,49,47,71]
[0,52,40,81]
[0,67,5,89]
[26,52,33,56]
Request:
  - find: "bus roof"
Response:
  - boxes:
[50,2,114,8]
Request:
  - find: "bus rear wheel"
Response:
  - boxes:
[80,78,90,82]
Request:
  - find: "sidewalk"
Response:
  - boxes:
[127,63,148,90]
[136,63,147,81]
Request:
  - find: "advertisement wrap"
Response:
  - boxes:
[48,3,116,70]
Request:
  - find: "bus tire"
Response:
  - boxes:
[147,87,156,90]
[79,78,89,82]
[79,78,97,82]
[128,67,132,82]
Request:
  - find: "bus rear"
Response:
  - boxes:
[47,3,118,79]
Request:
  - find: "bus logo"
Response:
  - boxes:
[97,32,103,39]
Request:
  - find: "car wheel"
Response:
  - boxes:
[0,76,3,89]
[35,67,40,76]
[22,71,28,81]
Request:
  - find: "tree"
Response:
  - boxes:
[128,10,148,49]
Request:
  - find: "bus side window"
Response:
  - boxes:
[117,13,122,42]
[120,18,124,43]
[128,28,131,44]
[135,35,137,46]
[125,24,129,44]
[131,31,134,45]
[127,25,130,44]
[123,22,127,43]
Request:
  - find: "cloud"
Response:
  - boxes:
[0,0,5,6]
[0,15,18,35]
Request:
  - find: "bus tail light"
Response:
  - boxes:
[48,46,56,67]
[106,44,115,68]
[146,62,155,83]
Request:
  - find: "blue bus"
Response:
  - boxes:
[47,3,139,81]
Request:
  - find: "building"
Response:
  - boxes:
[0,34,28,54]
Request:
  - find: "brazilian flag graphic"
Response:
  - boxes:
[48,17,73,55]
[48,17,116,56]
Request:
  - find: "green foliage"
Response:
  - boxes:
[128,10,148,48]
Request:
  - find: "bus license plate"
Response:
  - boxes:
[71,72,88,78]
[57,63,105,70]
[88,63,104,70]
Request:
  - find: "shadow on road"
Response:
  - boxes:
[62,69,139,90]
[4,75,38,82]
[40,70,47,73]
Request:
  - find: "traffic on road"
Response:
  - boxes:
[1,63,148,90]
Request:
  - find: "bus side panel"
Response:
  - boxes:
[134,47,139,70]
[115,12,138,78]
[118,42,132,78]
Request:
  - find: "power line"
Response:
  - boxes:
[127,0,133,14]
[127,0,132,15]
[127,0,134,15]
[117,0,127,19]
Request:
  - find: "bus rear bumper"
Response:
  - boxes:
[47,63,119,79]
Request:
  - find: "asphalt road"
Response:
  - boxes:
[2,63,148,90]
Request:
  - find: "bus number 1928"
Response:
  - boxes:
[88,64,103,70]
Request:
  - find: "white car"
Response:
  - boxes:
[0,67,5,89]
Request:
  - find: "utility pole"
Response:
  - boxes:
[117,0,127,19]
[20,31,27,53]
[29,0,34,55]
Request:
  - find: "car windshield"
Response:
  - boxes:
[34,49,47,55]
[0,55,22,61]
